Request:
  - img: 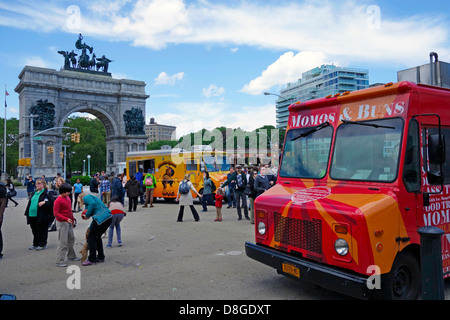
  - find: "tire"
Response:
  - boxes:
[379,251,420,300]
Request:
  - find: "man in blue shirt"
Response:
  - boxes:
[24,176,36,200]
[135,168,144,204]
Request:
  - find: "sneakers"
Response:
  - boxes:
[55,262,67,267]
[82,260,95,266]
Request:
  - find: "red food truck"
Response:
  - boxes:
[245,72,450,299]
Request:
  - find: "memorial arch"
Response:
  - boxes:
[15,65,149,179]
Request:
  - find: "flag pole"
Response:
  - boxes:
[4,85,7,175]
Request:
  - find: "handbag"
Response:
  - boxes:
[9,189,17,197]
[243,184,252,196]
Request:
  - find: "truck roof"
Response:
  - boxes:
[288,81,450,112]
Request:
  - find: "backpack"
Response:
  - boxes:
[145,176,153,187]
[179,180,190,194]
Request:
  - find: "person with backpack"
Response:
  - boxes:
[219,165,249,221]
[176,174,202,222]
[142,169,157,208]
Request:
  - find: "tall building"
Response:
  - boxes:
[275,64,369,128]
[145,118,177,144]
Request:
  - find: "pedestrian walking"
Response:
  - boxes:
[124,175,140,212]
[214,188,224,221]
[254,166,273,197]
[176,174,202,222]
[5,178,18,207]
[106,196,126,248]
[142,169,156,208]
[247,167,258,224]
[220,165,249,220]
[135,168,145,204]
[201,171,215,212]
[89,174,100,197]
[100,175,111,205]
[225,167,236,208]
[0,182,7,260]
[24,175,36,199]
[72,178,83,211]
[54,183,80,267]
[48,177,66,232]
[24,179,54,251]
[111,173,125,204]
[78,193,112,266]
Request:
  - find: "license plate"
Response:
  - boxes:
[282,263,300,278]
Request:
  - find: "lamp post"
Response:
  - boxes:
[264,92,286,100]
[87,155,91,177]
[83,159,86,176]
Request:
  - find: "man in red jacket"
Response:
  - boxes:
[54,183,80,267]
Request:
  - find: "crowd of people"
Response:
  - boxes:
[0,163,277,267]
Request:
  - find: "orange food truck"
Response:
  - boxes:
[245,65,450,299]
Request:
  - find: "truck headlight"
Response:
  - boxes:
[334,238,349,256]
[257,222,266,235]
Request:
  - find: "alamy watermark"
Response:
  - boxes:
[366,5,381,30]
[66,265,81,290]
[169,127,280,167]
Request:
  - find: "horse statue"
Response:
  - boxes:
[96,55,113,73]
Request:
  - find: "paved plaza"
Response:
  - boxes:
[0,189,347,301]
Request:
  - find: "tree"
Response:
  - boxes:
[63,117,106,175]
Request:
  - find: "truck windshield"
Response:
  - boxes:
[279,124,333,179]
[330,118,403,182]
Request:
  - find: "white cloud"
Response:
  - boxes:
[202,84,225,98]
[154,71,185,85]
[3,0,450,93]
[240,51,329,95]
[3,0,448,62]
[23,56,51,68]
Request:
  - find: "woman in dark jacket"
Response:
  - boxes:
[24,179,54,250]
[124,175,140,212]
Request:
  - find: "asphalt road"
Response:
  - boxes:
[2,188,450,303]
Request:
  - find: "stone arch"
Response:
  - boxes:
[15,66,149,179]
[58,104,119,137]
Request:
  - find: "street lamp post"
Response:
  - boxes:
[83,159,86,176]
[87,155,91,177]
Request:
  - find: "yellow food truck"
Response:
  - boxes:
[126,148,230,201]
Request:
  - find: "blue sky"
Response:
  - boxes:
[1,0,449,137]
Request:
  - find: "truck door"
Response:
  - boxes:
[401,119,422,227]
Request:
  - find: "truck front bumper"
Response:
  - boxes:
[245,241,372,300]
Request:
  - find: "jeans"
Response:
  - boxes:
[107,214,124,246]
[201,193,214,211]
[235,191,249,219]
[227,188,236,207]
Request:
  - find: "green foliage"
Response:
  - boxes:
[147,140,179,150]
[70,175,91,186]
[63,117,106,174]
[0,117,20,176]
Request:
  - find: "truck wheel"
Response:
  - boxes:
[380,251,420,300]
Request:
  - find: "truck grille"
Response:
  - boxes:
[274,213,323,254]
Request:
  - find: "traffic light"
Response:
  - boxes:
[71,132,80,143]
[47,146,54,153]
[60,152,64,159]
